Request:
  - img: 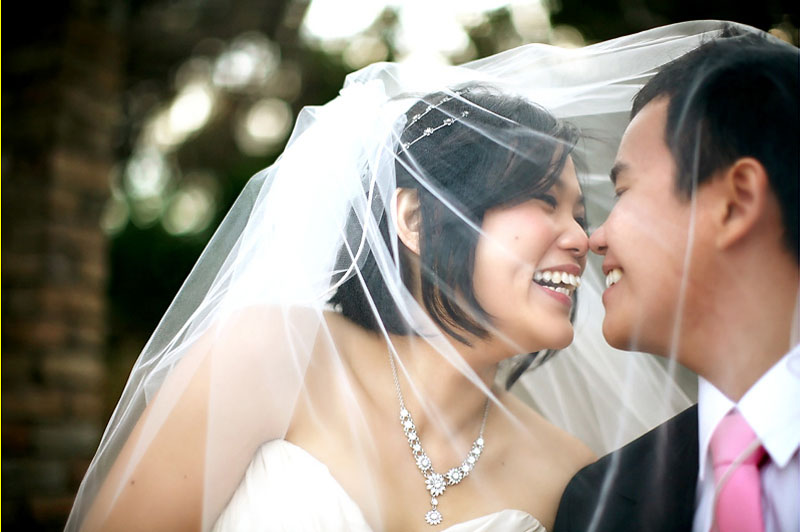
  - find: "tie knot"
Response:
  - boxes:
[709,410,765,468]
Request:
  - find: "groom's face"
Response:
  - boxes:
[589,98,701,356]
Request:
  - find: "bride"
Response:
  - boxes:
[67,21,735,532]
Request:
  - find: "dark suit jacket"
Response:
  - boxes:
[553,405,699,532]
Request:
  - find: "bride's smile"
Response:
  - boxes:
[472,158,587,356]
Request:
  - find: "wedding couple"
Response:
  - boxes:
[67,22,798,532]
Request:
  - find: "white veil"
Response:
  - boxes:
[67,21,755,531]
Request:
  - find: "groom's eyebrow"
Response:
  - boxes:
[609,162,627,185]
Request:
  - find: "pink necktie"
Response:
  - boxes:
[709,409,766,532]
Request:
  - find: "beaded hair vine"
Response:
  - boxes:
[400,90,471,151]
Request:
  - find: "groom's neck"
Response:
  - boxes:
[680,250,798,402]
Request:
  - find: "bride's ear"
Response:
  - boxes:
[394,188,421,255]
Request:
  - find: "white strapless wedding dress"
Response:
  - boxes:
[213,440,546,532]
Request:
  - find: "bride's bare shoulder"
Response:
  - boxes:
[475,389,595,528]
[318,309,386,357]
[215,306,371,351]
[321,309,380,336]
[497,389,595,467]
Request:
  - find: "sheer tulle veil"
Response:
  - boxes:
[67,20,765,531]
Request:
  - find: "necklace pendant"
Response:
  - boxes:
[425,507,443,526]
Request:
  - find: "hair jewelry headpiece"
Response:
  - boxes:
[401,91,470,151]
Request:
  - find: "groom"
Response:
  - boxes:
[553,29,799,532]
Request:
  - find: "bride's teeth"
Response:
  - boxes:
[533,270,581,292]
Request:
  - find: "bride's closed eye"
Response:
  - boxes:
[535,194,586,229]
[536,195,558,210]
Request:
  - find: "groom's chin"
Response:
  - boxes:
[602,318,662,355]
[601,316,634,351]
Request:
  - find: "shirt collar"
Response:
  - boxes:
[738,344,800,467]
[697,376,734,481]
[697,344,800,480]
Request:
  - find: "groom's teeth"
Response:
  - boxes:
[605,268,622,288]
[533,271,543,282]
[552,272,562,284]
[542,271,552,282]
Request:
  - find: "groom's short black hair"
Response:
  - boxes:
[632,26,799,258]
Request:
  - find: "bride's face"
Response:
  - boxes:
[471,157,588,355]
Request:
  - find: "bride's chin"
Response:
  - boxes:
[543,327,574,351]
[512,330,573,356]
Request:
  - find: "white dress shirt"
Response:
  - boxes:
[693,344,800,532]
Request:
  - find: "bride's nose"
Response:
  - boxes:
[560,220,589,258]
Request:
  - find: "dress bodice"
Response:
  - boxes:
[212,440,546,532]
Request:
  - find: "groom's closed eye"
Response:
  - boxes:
[609,162,628,185]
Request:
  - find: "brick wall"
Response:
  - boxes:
[2,7,122,530]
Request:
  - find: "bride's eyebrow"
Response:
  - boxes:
[550,179,583,205]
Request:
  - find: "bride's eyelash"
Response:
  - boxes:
[538,195,557,208]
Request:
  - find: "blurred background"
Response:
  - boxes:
[2,0,797,529]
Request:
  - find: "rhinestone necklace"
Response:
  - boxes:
[387,349,490,526]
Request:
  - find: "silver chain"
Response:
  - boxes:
[387,348,490,526]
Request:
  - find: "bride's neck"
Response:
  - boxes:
[388,334,498,436]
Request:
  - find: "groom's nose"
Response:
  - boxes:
[589,224,608,256]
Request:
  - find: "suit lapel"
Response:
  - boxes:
[613,405,700,528]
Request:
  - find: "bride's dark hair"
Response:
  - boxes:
[330,84,580,348]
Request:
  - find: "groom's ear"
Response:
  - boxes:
[394,188,422,255]
[712,157,770,251]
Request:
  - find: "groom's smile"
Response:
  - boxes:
[589,98,700,356]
